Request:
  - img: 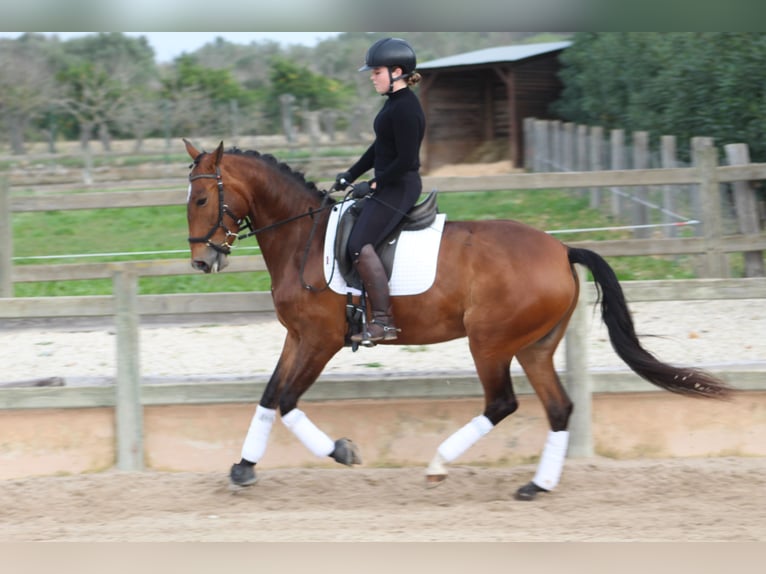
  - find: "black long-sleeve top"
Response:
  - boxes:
[347,87,425,187]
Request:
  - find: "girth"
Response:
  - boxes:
[333,191,439,290]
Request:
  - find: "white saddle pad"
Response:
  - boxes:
[323,200,446,296]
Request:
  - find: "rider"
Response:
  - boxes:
[335,37,425,344]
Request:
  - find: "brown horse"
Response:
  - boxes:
[183,139,731,501]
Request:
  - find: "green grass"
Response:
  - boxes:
[11,186,697,297]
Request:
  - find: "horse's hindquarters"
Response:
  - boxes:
[388,220,575,347]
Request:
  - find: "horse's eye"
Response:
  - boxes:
[196,197,208,207]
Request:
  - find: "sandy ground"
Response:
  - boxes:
[0,456,763,541]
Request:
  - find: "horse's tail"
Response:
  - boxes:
[567,246,733,399]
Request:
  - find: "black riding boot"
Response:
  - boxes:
[351,244,399,344]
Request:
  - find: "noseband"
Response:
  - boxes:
[187,165,254,255]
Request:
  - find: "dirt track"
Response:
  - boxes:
[1,456,764,541]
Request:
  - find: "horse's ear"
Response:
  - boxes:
[183,138,200,160]
[213,141,225,167]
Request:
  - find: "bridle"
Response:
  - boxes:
[186,154,337,291]
[187,163,255,255]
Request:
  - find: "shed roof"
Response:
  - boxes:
[418,41,572,70]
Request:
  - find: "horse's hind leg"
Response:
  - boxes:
[513,338,573,501]
[426,357,518,485]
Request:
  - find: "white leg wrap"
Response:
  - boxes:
[281,408,335,458]
[436,415,494,463]
[532,430,570,491]
[241,405,276,463]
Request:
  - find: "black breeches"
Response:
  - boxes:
[347,172,422,259]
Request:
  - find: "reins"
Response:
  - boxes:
[239,200,335,241]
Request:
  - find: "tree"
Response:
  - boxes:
[553,32,766,162]
[113,91,165,153]
[192,36,281,90]
[0,34,56,154]
[263,57,351,132]
[652,33,766,161]
[53,33,158,152]
[160,54,257,138]
[0,32,576,148]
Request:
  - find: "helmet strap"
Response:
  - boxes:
[386,66,406,94]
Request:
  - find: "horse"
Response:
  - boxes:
[183,139,732,501]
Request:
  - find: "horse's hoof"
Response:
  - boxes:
[425,474,447,489]
[514,481,547,501]
[229,462,258,486]
[331,438,362,466]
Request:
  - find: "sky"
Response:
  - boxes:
[0,31,342,62]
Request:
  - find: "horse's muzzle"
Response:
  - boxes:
[191,248,229,274]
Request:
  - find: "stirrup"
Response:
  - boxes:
[351,319,400,345]
[372,320,400,342]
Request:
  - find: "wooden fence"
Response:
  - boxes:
[2,149,766,469]
[524,118,765,276]
[3,143,766,295]
[2,265,765,470]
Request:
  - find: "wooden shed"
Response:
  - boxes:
[417,41,571,172]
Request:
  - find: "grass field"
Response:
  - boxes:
[10,182,700,297]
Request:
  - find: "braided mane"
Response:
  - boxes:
[225,147,333,202]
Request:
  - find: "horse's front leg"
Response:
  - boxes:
[230,332,358,486]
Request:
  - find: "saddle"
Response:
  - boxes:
[333,191,439,290]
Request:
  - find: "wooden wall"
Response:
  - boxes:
[420,52,565,172]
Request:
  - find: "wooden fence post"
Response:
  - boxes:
[535,119,550,172]
[113,265,143,471]
[632,131,650,238]
[693,143,727,278]
[661,135,678,238]
[0,179,12,297]
[576,125,588,172]
[724,143,765,277]
[576,124,588,198]
[563,122,575,172]
[610,129,625,218]
[564,265,593,458]
[532,119,542,171]
[589,126,604,210]
[523,117,535,170]
[551,120,562,171]
[690,137,714,237]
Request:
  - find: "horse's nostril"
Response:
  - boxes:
[192,260,210,273]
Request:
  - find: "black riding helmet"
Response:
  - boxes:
[358,37,417,76]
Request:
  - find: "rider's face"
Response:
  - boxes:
[370,66,401,94]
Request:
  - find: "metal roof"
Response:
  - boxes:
[417,41,572,70]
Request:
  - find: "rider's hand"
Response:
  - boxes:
[351,181,372,199]
[334,171,352,191]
